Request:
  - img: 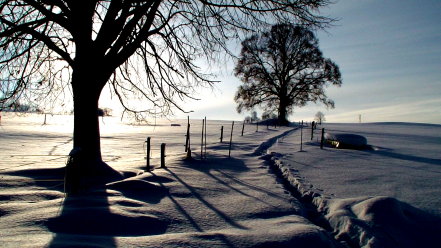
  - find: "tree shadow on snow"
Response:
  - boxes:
[5,166,170,247]
[163,155,254,231]
[46,188,168,247]
[4,167,66,192]
[317,141,441,168]
[368,148,441,167]
[46,177,170,247]
[167,154,295,231]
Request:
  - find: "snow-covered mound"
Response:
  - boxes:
[324,132,368,148]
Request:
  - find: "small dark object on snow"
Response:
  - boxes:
[170,123,181,126]
[325,133,368,149]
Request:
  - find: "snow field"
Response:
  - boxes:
[2,114,440,248]
[0,114,338,247]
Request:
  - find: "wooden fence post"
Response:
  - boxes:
[241,122,245,136]
[186,124,192,159]
[185,122,190,152]
[161,143,166,168]
[311,124,314,141]
[201,118,204,159]
[146,137,151,171]
[220,126,224,143]
[229,121,234,158]
[204,117,207,158]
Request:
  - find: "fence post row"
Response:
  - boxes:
[146,117,302,166]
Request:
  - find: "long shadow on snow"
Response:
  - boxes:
[207,141,259,153]
[6,166,169,246]
[311,141,441,168]
[370,149,441,167]
[4,167,66,191]
[182,154,292,210]
[163,166,249,247]
[149,171,205,233]
[166,157,248,230]
[46,181,169,247]
[324,126,441,145]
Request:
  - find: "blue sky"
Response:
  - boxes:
[172,0,441,124]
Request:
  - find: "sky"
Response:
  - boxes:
[166,0,441,124]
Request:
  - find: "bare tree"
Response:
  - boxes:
[234,24,341,125]
[1,1,334,185]
[315,111,325,124]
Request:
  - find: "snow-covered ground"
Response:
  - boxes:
[0,114,337,247]
[1,113,440,247]
[272,122,441,216]
[269,122,441,247]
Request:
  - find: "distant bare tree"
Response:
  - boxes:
[251,110,259,123]
[262,111,277,121]
[315,111,325,124]
[1,0,334,185]
[234,24,342,125]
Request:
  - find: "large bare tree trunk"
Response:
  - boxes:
[65,61,122,194]
[72,81,102,164]
[278,99,289,126]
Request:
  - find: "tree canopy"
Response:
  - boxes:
[234,23,342,125]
